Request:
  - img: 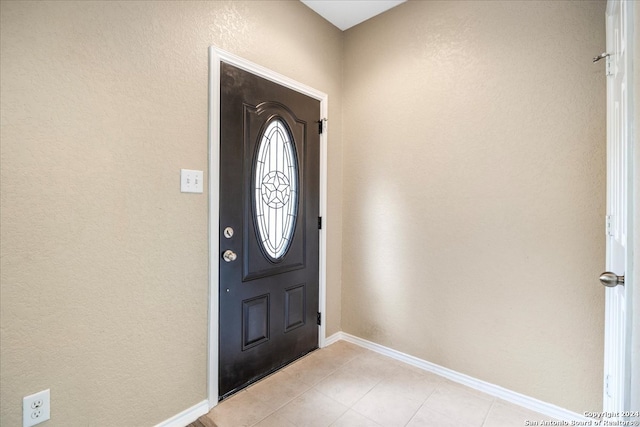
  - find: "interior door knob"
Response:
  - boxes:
[599,272,624,287]
[223,250,237,262]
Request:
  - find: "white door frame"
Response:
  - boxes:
[603,0,635,414]
[207,46,329,408]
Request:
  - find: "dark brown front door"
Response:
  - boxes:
[219,62,320,399]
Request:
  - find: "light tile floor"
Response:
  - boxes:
[200,341,555,427]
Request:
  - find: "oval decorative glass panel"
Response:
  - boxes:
[254,118,299,261]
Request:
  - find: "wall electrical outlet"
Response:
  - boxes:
[180,169,204,193]
[23,389,50,427]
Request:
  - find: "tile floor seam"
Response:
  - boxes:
[417,386,438,406]
[348,401,369,420]
[480,397,498,427]
[402,401,426,427]
[340,375,384,410]
[246,387,307,427]
[274,405,295,426]
[332,398,351,426]
[421,381,496,426]
[248,410,274,427]
[310,383,339,403]
[278,387,350,427]
[481,395,497,426]
[346,410,386,427]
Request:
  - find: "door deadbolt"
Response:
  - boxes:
[223,227,234,238]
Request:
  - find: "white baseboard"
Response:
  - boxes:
[333,332,588,423]
[324,331,343,347]
[154,399,209,427]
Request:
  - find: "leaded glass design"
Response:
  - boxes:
[254,119,298,261]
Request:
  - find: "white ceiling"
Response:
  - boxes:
[300,0,406,31]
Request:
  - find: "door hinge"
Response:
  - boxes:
[317,312,322,326]
[594,52,613,77]
[606,215,613,236]
[318,217,322,230]
[605,374,612,397]
[317,118,326,134]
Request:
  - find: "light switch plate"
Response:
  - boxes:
[181,169,203,193]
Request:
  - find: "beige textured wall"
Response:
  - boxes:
[342,0,606,413]
[0,1,342,425]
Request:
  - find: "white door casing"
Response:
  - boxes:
[603,0,634,415]
[207,46,329,408]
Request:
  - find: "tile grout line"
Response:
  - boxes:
[402,376,441,427]
[246,356,320,426]
[316,351,382,424]
[481,398,499,427]
[250,347,364,427]
[416,379,495,426]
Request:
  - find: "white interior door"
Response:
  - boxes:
[603,0,632,415]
